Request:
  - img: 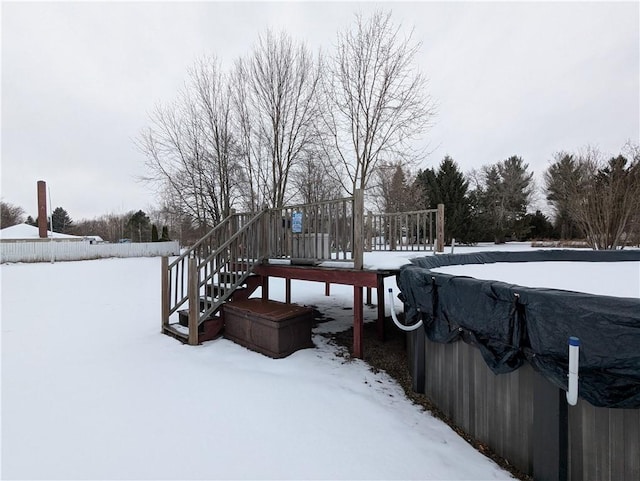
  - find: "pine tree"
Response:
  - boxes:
[415,156,473,244]
[161,226,170,241]
[151,224,159,242]
[51,207,74,234]
[474,156,534,244]
[126,210,151,242]
[544,153,582,239]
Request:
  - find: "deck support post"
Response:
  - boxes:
[188,256,199,346]
[366,287,372,305]
[161,256,169,332]
[261,275,270,301]
[285,278,291,304]
[436,203,445,253]
[376,274,385,341]
[353,286,363,358]
[325,282,330,296]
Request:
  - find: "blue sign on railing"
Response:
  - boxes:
[292,211,303,233]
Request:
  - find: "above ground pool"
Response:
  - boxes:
[397,249,640,408]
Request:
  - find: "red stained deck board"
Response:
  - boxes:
[254,264,393,287]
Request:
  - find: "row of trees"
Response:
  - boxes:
[374,143,639,249]
[2,140,637,249]
[138,10,434,230]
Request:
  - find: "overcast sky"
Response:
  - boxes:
[2,1,638,220]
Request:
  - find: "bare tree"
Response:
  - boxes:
[233,30,321,209]
[138,57,237,228]
[291,150,344,205]
[371,161,418,213]
[0,201,25,228]
[320,10,435,195]
[562,145,640,249]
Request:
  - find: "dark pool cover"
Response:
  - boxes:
[397,250,640,408]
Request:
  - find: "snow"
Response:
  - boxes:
[0,223,80,239]
[5,244,635,478]
[432,261,640,298]
[1,256,512,480]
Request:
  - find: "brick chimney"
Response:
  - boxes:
[37,180,47,238]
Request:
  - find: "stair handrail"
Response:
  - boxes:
[194,210,267,321]
[162,209,269,343]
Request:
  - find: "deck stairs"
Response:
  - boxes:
[161,192,443,347]
[162,210,267,344]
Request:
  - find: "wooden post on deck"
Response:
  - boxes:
[188,256,199,346]
[161,256,169,332]
[436,203,445,253]
[353,189,364,270]
[364,210,372,252]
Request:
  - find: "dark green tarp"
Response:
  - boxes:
[397,250,640,408]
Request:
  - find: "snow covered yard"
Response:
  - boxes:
[1,256,512,480]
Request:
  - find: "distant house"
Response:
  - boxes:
[0,224,83,241]
[83,235,105,245]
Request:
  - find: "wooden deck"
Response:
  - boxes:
[254,262,399,358]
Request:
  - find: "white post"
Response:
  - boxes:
[567,336,580,406]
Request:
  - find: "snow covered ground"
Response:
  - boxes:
[2,254,512,480]
[3,244,636,479]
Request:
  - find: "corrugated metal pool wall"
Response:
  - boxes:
[408,331,640,481]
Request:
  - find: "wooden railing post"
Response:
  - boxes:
[390,215,397,251]
[365,210,372,252]
[353,189,364,270]
[161,256,169,332]
[437,203,445,253]
[260,210,270,260]
[188,256,199,345]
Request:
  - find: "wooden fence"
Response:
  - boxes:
[408,331,640,481]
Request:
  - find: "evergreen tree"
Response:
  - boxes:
[51,207,74,234]
[25,215,37,227]
[474,156,534,243]
[151,224,159,242]
[522,210,557,240]
[415,156,473,244]
[126,210,151,242]
[161,225,171,241]
[544,152,582,239]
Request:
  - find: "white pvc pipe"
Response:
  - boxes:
[387,288,423,332]
[567,336,580,406]
[450,238,455,254]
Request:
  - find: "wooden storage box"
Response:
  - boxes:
[222,299,313,358]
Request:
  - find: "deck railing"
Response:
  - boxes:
[264,191,363,268]
[161,192,444,343]
[365,205,444,253]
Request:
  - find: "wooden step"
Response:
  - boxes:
[178,308,222,327]
[163,316,224,344]
[218,271,259,285]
